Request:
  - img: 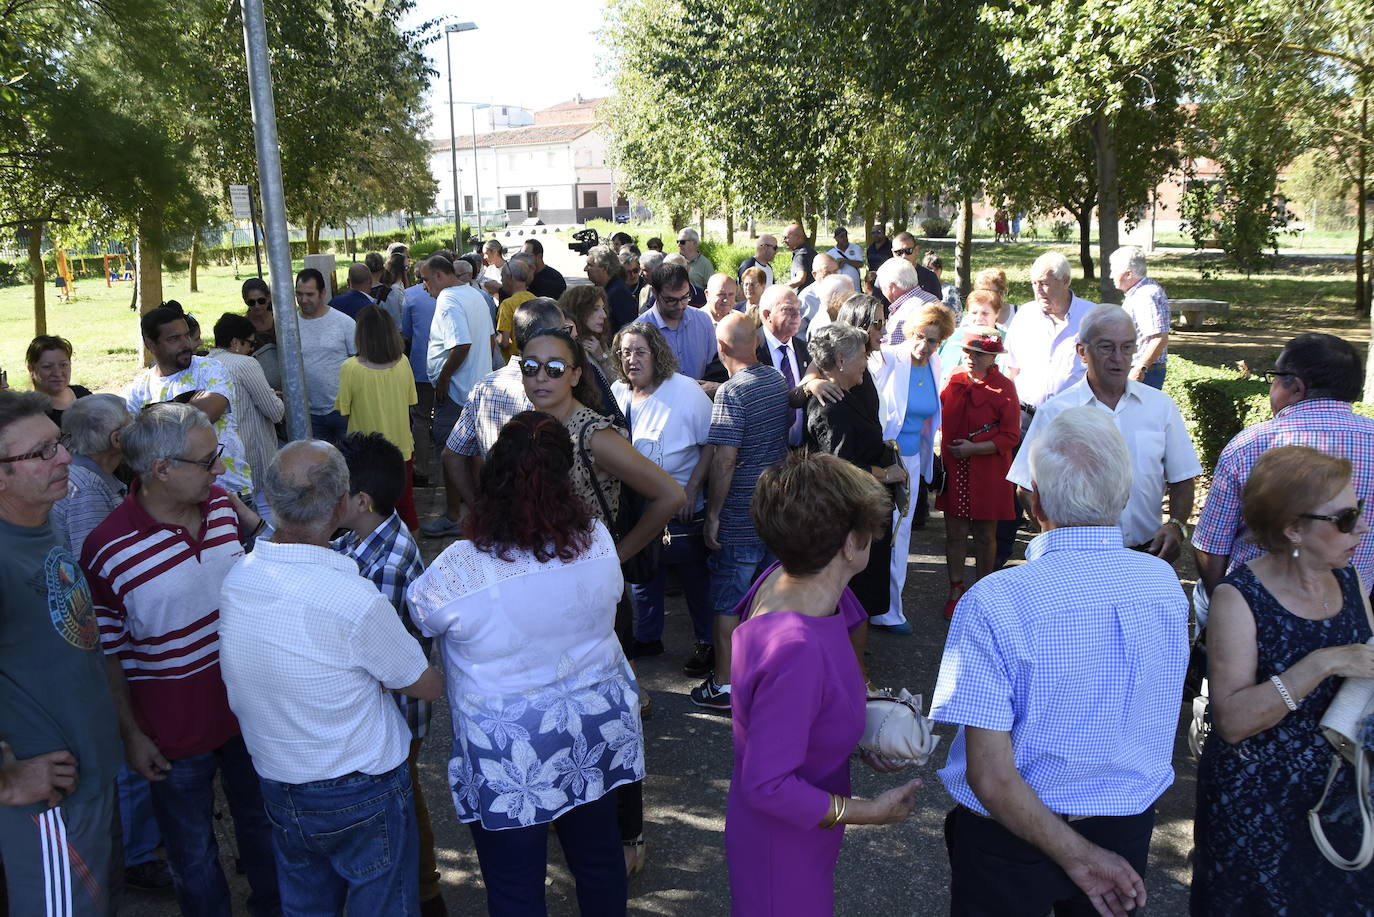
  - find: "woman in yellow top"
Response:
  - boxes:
[495,258,536,361]
[334,304,419,530]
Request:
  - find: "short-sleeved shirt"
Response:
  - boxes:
[1121,277,1170,368]
[736,257,774,286]
[930,526,1190,817]
[496,290,535,361]
[789,244,816,289]
[1009,379,1202,546]
[686,253,716,290]
[220,540,429,784]
[402,284,438,383]
[427,284,495,405]
[445,358,529,457]
[50,455,126,558]
[613,373,713,510]
[1002,295,1095,408]
[826,242,864,291]
[82,483,244,759]
[296,307,357,413]
[1192,399,1374,583]
[335,358,418,458]
[529,265,567,300]
[126,355,252,494]
[0,517,121,812]
[641,305,718,381]
[866,239,893,271]
[707,363,791,546]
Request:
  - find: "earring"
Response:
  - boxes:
[1292,545,1300,559]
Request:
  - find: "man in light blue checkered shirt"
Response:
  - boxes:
[931,405,1189,917]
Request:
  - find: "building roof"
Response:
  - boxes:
[534,96,604,125]
[430,122,596,153]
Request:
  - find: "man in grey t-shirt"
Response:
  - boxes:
[294,268,356,445]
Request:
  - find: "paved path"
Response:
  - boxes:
[123,484,1202,915]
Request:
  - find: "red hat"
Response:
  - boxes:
[961,327,1004,355]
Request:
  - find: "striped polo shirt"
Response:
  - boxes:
[706,362,791,547]
[81,481,244,759]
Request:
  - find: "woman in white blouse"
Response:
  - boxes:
[407,410,642,915]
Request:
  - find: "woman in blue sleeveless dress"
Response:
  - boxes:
[1193,446,1374,915]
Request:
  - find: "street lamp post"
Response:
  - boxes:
[470,103,491,251]
[443,22,477,251]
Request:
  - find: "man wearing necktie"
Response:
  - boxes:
[758,287,810,446]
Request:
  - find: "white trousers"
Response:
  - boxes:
[875,451,925,625]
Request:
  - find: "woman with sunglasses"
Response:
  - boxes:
[519,327,684,878]
[1193,445,1374,915]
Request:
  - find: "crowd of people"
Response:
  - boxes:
[1,222,1372,917]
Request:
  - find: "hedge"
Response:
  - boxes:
[1164,356,1374,474]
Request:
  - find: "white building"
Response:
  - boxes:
[430,96,617,226]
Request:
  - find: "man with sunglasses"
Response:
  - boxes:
[1194,333,1374,597]
[890,231,943,299]
[735,234,778,286]
[676,226,715,290]
[0,391,123,916]
[1009,305,1200,561]
[80,403,278,916]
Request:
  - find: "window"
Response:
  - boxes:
[463,195,474,212]
[505,194,521,211]
[583,190,598,208]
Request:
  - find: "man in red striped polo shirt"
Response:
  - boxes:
[80,403,279,915]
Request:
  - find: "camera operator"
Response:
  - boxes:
[522,238,567,300]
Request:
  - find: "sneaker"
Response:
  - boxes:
[690,676,731,711]
[873,621,914,635]
[630,639,664,659]
[419,515,461,538]
[682,643,714,678]
[124,859,173,891]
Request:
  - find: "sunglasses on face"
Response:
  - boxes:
[893,247,914,256]
[245,296,269,306]
[1301,499,1365,534]
[519,358,570,379]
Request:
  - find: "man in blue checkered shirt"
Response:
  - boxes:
[332,433,446,916]
[931,405,1189,917]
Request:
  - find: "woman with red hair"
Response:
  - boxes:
[407,411,644,914]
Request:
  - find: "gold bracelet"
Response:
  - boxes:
[834,795,848,827]
[818,793,840,829]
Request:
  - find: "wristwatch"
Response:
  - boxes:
[1168,518,1191,540]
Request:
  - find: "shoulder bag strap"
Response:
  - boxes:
[576,421,618,537]
[1308,745,1374,870]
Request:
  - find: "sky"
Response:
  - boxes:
[406,0,613,139]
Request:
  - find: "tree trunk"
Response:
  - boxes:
[29,222,46,336]
[138,227,164,365]
[698,211,705,240]
[725,203,734,245]
[1075,208,1095,282]
[1090,111,1120,302]
[955,198,974,297]
[669,212,684,233]
[189,235,200,292]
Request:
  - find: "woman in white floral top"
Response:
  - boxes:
[407,411,644,915]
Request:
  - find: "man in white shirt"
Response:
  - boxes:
[735,234,777,286]
[220,440,441,915]
[1009,304,1200,559]
[826,226,864,292]
[1110,246,1171,389]
[797,252,838,332]
[423,254,495,537]
[1003,251,1096,421]
[293,268,356,445]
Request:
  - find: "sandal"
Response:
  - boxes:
[639,688,654,721]
[623,834,646,878]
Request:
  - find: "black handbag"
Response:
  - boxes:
[576,421,663,585]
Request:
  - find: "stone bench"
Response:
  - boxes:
[1170,298,1229,328]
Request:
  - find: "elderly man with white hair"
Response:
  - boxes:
[1003,251,1096,418]
[877,255,939,349]
[799,272,855,337]
[675,226,715,289]
[1109,246,1171,389]
[51,393,131,556]
[797,252,839,332]
[931,405,1189,917]
[1009,303,1201,560]
[220,440,441,915]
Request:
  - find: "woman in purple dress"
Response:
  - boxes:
[725,452,924,915]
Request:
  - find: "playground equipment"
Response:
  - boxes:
[103,253,135,286]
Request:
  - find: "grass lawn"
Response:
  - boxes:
[1,245,1365,397]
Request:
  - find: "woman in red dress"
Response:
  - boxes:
[936,330,1020,618]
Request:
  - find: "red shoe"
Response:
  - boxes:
[943,582,964,620]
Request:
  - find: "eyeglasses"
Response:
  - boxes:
[0,433,71,464]
[1261,370,1297,384]
[658,291,693,308]
[760,243,778,250]
[676,239,690,245]
[893,247,914,256]
[1301,499,1365,534]
[245,296,269,306]
[619,348,651,361]
[562,321,577,334]
[519,358,570,379]
[170,443,225,471]
[1091,341,1137,357]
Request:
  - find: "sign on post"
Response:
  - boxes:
[229,184,253,220]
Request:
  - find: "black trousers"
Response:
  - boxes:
[944,805,1154,917]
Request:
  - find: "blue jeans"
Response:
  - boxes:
[468,788,625,917]
[148,734,280,917]
[117,763,161,866]
[260,761,419,917]
[631,515,712,643]
[430,397,464,465]
[709,539,773,618]
[1142,364,1167,389]
[310,410,347,445]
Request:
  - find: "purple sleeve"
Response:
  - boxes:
[840,587,867,632]
[734,633,835,828]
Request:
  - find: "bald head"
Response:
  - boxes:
[716,312,757,352]
[812,253,837,280]
[347,262,372,291]
[264,440,350,536]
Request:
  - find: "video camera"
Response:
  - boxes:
[567,227,600,256]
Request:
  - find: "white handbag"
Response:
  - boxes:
[860,688,940,765]
[1308,637,1374,871]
